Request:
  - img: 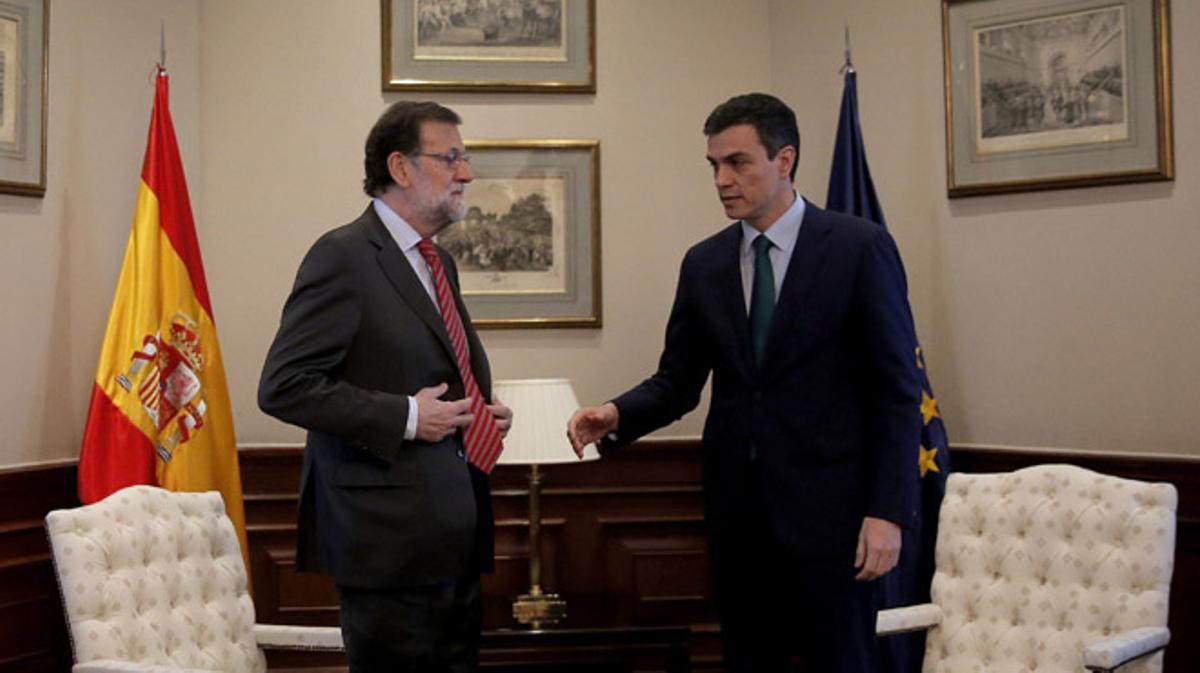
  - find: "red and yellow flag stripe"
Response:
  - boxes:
[79,70,249,576]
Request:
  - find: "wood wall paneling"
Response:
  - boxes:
[0,464,78,673]
[597,515,710,625]
[3,443,1198,672]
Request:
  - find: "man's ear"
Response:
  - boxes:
[776,145,797,180]
[387,151,412,189]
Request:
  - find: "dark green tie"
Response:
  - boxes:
[749,235,775,366]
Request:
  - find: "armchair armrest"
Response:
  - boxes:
[1083,626,1170,672]
[74,662,213,673]
[254,623,345,651]
[875,603,943,636]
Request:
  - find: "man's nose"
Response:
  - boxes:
[456,161,473,182]
[713,164,733,186]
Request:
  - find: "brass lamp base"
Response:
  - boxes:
[513,588,566,629]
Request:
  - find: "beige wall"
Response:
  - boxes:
[0,0,200,467]
[770,0,1200,455]
[0,0,771,464]
[1,0,1196,467]
[198,0,773,446]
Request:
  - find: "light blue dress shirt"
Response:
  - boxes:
[739,191,806,313]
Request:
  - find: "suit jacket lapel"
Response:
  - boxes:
[364,210,458,364]
[712,224,757,380]
[762,200,833,371]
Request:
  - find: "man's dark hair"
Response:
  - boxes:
[363,101,461,197]
[703,93,800,181]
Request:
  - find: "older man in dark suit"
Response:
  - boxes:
[568,93,922,672]
[259,101,511,673]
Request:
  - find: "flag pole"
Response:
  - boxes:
[844,21,854,73]
[841,21,854,74]
[159,20,166,70]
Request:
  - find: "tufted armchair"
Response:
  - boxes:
[45,485,343,672]
[877,463,1177,673]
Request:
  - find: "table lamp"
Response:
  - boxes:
[493,378,599,629]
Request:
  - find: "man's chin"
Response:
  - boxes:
[428,206,466,234]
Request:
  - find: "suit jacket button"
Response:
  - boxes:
[456,448,466,460]
[753,390,763,400]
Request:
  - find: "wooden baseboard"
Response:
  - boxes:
[3,442,1197,672]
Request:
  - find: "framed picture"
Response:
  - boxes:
[382,0,595,93]
[0,0,46,197]
[942,0,1172,197]
[438,140,599,329]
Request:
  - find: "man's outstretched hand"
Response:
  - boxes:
[566,402,619,458]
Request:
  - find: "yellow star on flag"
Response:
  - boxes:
[920,390,940,426]
[915,346,925,370]
[919,445,941,478]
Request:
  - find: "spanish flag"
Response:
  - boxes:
[78,69,249,572]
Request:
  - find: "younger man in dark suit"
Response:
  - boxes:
[568,93,922,672]
[260,101,512,672]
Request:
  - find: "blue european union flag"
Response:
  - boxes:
[825,69,951,673]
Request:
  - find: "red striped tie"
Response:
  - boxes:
[417,239,504,473]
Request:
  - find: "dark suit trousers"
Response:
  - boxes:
[713,464,879,673]
[336,571,482,673]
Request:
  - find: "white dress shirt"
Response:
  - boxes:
[373,198,436,441]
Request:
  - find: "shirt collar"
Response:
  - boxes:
[740,191,806,255]
[373,198,423,253]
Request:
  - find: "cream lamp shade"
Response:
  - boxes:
[493,378,600,465]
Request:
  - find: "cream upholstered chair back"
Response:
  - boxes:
[926,464,1177,673]
[46,485,265,672]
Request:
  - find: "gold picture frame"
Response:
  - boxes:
[382,0,595,93]
[438,140,600,329]
[943,0,1172,197]
[0,0,47,197]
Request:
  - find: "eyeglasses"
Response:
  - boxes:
[413,149,472,171]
